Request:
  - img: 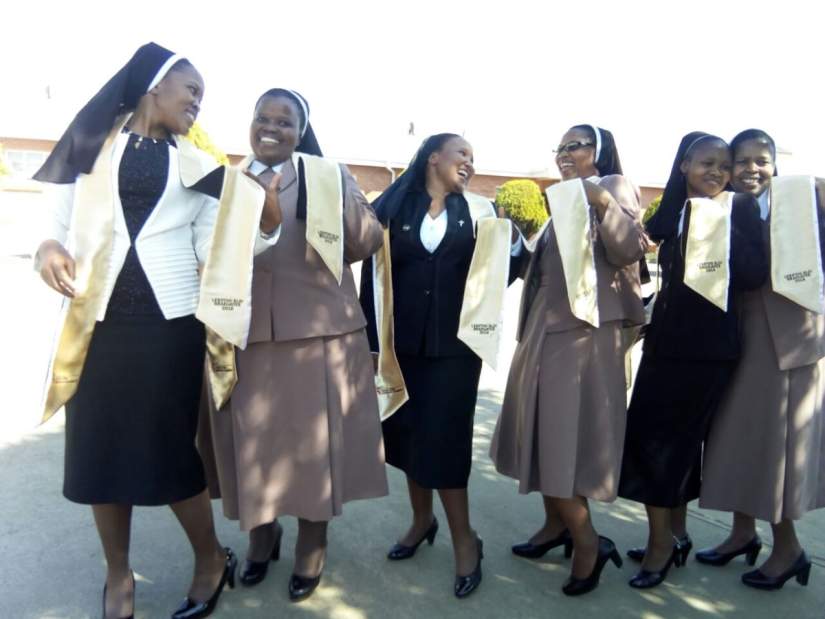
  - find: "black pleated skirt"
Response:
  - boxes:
[382,354,483,489]
[63,314,207,505]
[618,354,736,508]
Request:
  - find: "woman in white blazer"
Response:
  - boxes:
[34,43,280,619]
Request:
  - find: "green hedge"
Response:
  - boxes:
[496,179,548,237]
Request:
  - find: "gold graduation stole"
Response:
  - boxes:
[456,193,513,369]
[194,163,266,348]
[41,116,126,422]
[770,176,824,314]
[683,192,732,311]
[545,179,600,327]
[295,152,345,284]
[373,192,511,419]
[372,228,409,420]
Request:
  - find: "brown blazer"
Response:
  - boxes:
[247,158,383,343]
[760,189,825,370]
[516,174,646,340]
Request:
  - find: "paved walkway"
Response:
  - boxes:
[1,256,822,619]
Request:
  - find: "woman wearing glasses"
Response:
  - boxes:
[491,125,647,595]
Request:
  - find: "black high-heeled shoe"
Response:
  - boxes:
[387,517,439,561]
[627,534,693,564]
[239,526,283,587]
[741,552,811,590]
[171,548,236,619]
[561,536,623,597]
[695,536,762,566]
[629,543,681,589]
[102,571,135,619]
[288,572,322,602]
[454,537,484,598]
[512,529,573,559]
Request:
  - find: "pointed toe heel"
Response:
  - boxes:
[387,517,439,561]
[511,529,573,560]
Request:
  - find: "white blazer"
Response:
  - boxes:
[44,131,278,321]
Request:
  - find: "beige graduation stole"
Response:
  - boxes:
[41,116,127,422]
[372,228,409,420]
[683,191,732,311]
[456,193,512,369]
[373,192,511,419]
[295,152,345,284]
[545,179,600,327]
[770,176,824,314]
[193,161,266,348]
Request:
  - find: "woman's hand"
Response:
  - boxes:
[37,240,76,297]
[581,180,615,222]
[244,170,283,234]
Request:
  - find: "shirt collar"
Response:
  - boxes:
[248,159,286,176]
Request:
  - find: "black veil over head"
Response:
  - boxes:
[371,133,462,225]
[34,42,186,183]
[255,88,322,157]
[569,124,623,177]
[645,131,728,242]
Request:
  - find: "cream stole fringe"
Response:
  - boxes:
[372,192,511,420]
[683,192,732,312]
[770,176,824,314]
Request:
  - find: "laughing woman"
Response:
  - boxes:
[490,125,647,596]
[360,133,521,599]
[201,88,388,603]
[698,129,825,590]
[34,43,282,619]
[617,132,767,589]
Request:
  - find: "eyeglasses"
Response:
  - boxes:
[553,141,594,155]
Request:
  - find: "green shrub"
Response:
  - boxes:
[496,179,548,237]
[643,194,662,224]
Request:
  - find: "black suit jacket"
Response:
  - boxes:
[361,190,520,358]
[643,192,768,361]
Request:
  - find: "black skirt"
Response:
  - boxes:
[618,354,736,508]
[63,314,207,505]
[382,354,482,489]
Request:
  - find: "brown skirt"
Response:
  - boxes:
[199,329,388,528]
[700,294,825,523]
[490,321,627,501]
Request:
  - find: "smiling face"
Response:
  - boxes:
[151,62,204,136]
[680,140,731,198]
[428,137,475,193]
[555,127,597,180]
[731,139,775,197]
[249,95,302,166]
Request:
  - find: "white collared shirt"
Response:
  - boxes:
[419,209,523,255]
[420,209,448,253]
[248,159,286,176]
[757,188,770,220]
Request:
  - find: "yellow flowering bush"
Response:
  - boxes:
[496,179,548,237]
[184,122,230,166]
